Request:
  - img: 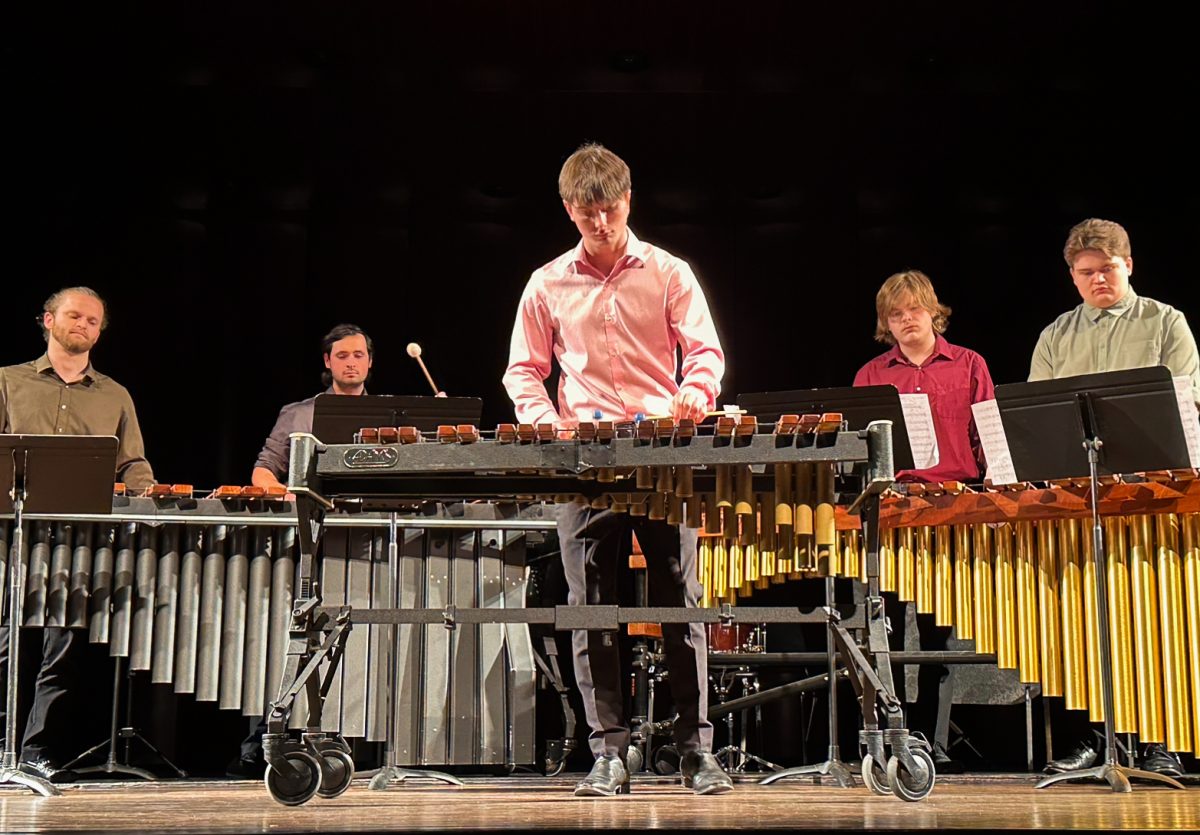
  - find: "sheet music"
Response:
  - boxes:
[1172,376,1200,468]
[898,393,939,470]
[971,399,1018,485]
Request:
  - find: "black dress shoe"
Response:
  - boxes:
[932,744,965,774]
[574,754,629,797]
[1043,741,1098,774]
[1142,744,1183,777]
[18,758,78,784]
[680,751,733,795]
[225,755,266,780]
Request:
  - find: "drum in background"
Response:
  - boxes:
[706,622,765,654]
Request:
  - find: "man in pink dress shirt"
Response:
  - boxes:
[853,270,996,773]
[503,143,732,796]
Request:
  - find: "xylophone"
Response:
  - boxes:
[262,415,937,805]
[0,491,547,768]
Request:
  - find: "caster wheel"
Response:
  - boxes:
[626,745,644,774]
[861,754,893,796]
[317,749,355,799]
[886,747,935,802]
[265,750,322,806]
[545,758,565,777]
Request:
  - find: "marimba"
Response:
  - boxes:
[862,476,1200,760]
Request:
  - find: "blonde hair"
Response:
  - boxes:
[1063,218,1132,266]
[558,143,631,207]
[873,270,951,344]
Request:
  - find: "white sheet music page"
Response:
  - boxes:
[971,399,1018,485]
[1171,376,1200,468]
[898,393,939,470]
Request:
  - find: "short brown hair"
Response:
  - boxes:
[1063,218,1132,266]
[558,143,631,207]
[873,270,951,344]
[41,286,108,342]
[320,323,374,387]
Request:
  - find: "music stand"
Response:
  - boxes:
[311,394,483,444]
[993,367,1188,792]
[743,387,907,791]
[1,434,118,797]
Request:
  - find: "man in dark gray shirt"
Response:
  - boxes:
[229,324,374,778]
[0,286,155,783]
[251,324,374,489]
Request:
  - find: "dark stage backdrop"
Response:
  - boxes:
[7,1,1197,487]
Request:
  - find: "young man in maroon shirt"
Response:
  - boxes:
[853,270,994,483]
[853,270,996,771]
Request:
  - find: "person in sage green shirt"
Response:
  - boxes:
[1029,217,1200,403]
[0,286,155,784]
[1031,219,1192,778]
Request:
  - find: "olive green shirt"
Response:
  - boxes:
[0,353,155,489]
[1028,287,1200,403]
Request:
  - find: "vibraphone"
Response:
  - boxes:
[0,491,548,765]
[266,414,930,805]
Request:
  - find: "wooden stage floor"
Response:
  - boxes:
[0,774,1197,834]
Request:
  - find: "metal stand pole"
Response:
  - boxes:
[760,575,854,787]
[0,483,60,796]
[1036,438,1183,792]
[368,513,462,790]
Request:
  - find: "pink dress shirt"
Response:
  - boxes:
[503,230,725,426]
[852,335,995,483]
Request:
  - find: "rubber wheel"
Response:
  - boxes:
[886,747,936,802]
[626,745,644,775]
[317,749,355,799]
[861,753,893,796]
[265,750,322,806]
[545,757,565,777]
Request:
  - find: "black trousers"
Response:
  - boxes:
[0,626,83,761]
[557,504,713,758]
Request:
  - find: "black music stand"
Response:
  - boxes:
[993,367,1188,792]
[0,434,117,797]
[312,394,483,443]
[743,387,908,792]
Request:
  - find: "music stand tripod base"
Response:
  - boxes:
[367,766,465,790]
[1036,763,1185,793]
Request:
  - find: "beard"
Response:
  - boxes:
[51,324,96,355]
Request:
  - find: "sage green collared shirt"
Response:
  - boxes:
[1028,287,1200,403]
[0,353,155,489]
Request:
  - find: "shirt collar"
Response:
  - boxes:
[1084,285,1138,322]
[570,228,649,276]
[34,352,96,384]
[884,334,956,367]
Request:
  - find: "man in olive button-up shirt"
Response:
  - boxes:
[1029,218,1200,404]
[1031,219,1193,779]
[0,286,155,783]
